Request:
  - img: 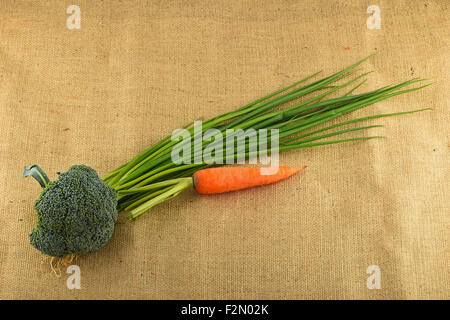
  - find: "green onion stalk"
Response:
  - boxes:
[102,55,431,219]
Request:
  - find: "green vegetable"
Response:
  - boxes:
[103,55,430,219]
[24,56,431,257]
[27,165,117,258]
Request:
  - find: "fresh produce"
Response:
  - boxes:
[24,56,430,257]
[192,166,306,194]
[25,165,117,258]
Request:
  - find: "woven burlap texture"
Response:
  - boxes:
[0,0,448,299]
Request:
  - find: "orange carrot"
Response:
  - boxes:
[193,166,306,194]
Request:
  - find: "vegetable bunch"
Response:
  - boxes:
[25,55,430,258]
[102,55,429,219]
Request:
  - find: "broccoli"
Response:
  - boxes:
[25,165,118,258]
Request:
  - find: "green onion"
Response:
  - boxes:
[103,56,431,219]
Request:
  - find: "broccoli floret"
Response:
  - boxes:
[28,165,118,258]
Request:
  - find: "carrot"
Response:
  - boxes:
[193,166,307,194]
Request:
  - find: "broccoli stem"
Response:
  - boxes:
[23,165,51,188]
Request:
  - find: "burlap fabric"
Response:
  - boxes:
[0,0,448,299]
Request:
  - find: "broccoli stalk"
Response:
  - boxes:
[24,165,118,258]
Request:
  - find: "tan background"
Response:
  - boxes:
[0,0,448,299]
